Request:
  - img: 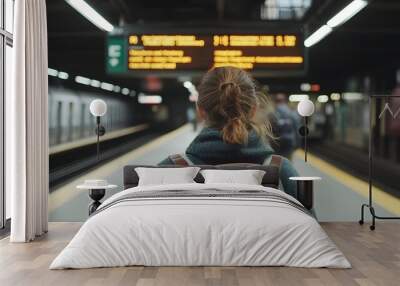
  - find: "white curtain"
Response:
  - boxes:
[7,0,49,242]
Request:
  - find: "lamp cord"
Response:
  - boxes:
[96,116,100,162]
[304,116,308,162]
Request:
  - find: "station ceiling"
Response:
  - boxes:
[47,0,400,92]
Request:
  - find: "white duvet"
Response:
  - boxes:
[50,183,350,269]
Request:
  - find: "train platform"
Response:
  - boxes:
[49,124,399,222]
[49,124,149,155]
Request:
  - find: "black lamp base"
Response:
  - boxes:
[296,181,314,210]
[88,189,105,215]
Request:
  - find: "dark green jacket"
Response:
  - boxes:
[159,127,299,197]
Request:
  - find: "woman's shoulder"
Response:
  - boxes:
[263,154,297,173]
[158,154,200,166]
[158,157,174,165]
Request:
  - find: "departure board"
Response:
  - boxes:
[107,33,305,76]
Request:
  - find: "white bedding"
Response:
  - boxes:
[50,183,351,269]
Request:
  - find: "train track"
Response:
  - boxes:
[310,141,400,198]
[49,127,165,189]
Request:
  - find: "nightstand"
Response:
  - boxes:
[77,180,117,215]
[289,177,321,210]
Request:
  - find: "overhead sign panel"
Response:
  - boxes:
[107,32,305,77]
[106,36,126,73]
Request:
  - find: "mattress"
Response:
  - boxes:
[50,183,350,269]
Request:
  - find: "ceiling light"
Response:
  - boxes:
[300,83,311,92]
[48,68,58,77]
[289,94,309,102]
[65,0,114,32]
[330,93,341,101]
[304,25,332,47]
[327,0,368,28]
[317,95,329,103]
[90,80,101,87]
[75,75,91,85]
[113,85,121,93]
[101,82,114,91]
[343,92,363,101]
[58,71,69,80]
[183,81,193,89]
[138,94,162,104]
[121,88,130,95]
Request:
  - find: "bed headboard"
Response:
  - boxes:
[123,164,280,190]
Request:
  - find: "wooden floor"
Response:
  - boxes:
[0,222,399,286]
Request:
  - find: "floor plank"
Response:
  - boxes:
[0,222,399,286]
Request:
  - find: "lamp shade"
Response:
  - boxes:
[90,99,107,117]
[297,99,315,117]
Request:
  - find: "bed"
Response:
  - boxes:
[50,164,350,269]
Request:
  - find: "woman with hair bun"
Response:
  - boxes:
[159,66,299,197]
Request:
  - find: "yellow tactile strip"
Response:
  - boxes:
[294,150,400,215]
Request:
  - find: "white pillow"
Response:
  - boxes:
[200,169,266,185]
[135,167,200,186]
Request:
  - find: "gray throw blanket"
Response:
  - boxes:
[91,189,310,218]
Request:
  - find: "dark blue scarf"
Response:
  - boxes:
[185,128,274,165]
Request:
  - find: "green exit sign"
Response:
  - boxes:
[106,36,127,74]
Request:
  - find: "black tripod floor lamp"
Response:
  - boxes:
[297,99,315,162]
[89,99,107,161]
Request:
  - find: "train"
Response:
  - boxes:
[308,90,400,159]
[47,78,190,147]
[301,88,400,193]
[49,86,136,146]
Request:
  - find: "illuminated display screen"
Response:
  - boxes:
[107,33,305,76]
